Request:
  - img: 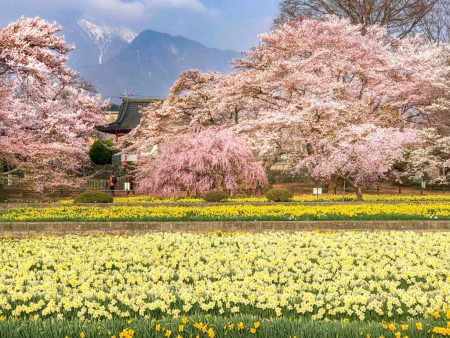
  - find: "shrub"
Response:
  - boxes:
[74,191,113,203]
[265,188,293,202]
[202,190,229,203]
[89,140,113,165]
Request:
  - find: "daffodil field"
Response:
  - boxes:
[1,195,450,337]
[2,203,450,222]
[0,232,449,337]
[59,194,450,204]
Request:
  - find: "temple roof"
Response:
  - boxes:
[95,98,161,135]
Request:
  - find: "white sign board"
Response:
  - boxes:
[313,187,322,195]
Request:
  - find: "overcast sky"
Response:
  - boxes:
[1,0,280,51]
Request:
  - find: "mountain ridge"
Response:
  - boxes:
[61,18,240,101]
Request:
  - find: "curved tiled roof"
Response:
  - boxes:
[96,98,161,134]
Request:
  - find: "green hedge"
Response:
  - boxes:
[265,188,293,202]
[202,190,229,202]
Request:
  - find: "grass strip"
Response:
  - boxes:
[0,315,446,338]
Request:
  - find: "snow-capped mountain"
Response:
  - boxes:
[77,19,137,64]
[78,19,136,44]
[63,17,130,74]
[59,17,240,101]
[89,29,240,99]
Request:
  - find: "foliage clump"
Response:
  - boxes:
[74,191,113,203]
[202,190,229,202]
[89,140,114,165]
[265,188,294,202]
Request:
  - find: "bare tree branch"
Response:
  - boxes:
[274,0,444,40]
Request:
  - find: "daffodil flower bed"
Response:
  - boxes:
[56,194,450,204]
[2,203,450,222]
[0,232,448,326]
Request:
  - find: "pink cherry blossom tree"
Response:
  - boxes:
[230,17,448,198]
[120,70,225,155]
[405,128,450,190]
[298,125,417,200]
[135,127,267,196]
[0,17,105,191]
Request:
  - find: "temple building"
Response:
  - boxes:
[95,97,161,164]
[95,98,160,139]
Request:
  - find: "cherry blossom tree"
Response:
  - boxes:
[298,125,417,200]
[135,127,267,196]
[121,70,224,155]
[405,129,450,190]
[230,17,448,198]
[0,17,105,191]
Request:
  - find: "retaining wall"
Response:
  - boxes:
[0,220,449,236]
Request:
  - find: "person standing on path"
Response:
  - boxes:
[108,173,117,197]
[124,175,135,196]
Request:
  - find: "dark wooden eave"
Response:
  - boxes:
[96,98,161,135]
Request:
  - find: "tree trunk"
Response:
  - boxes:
[355,185,363,201]
[328,176,337,195]
[0,183,5,202]
[398,185,402,194]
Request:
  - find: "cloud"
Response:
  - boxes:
[1,0,278,51]
[84,0,209,22]
[145,0,207,11]
[84,0,147,21]
[1,0,211,27]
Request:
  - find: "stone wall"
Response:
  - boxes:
[0,220,449,236]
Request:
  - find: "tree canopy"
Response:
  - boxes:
[134,127,267,196]
[0,17,105,191]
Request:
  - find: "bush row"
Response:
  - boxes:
[74,189,294,203]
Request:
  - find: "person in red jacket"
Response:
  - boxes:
[108,173,117,197]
